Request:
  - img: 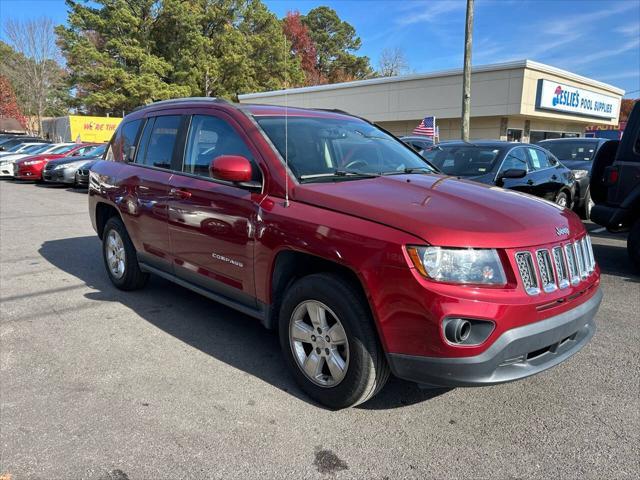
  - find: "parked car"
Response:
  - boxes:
[422,141,576,207]
[0,142,49,158]
[400,135,434,154]
[89,98,601,409]
[0,136,47,151]
[589,100,640,270]
[538,138,611,219]
[14,143,101,181]
[43,144,106,185]
[0,143,73,178]
[75,159,98,188]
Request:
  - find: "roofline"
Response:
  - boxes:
[238,59,625,100]
[131,97,228,112]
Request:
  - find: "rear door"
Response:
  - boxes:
[167,111,264,308]
[121,114,183,272]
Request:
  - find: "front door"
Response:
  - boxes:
[167,112,264,307]
[498,147,533,194]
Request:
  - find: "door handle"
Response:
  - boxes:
[527,179,534,185]
[169,187,192,199]
[551,175,558,180]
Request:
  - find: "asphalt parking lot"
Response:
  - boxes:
[1,180,638,480]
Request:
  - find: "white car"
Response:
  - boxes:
[0,143,72,177]
[0,142,49,158]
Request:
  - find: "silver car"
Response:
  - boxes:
[42,144,106,186]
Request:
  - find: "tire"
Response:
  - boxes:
[628,219,640,272]
[102,216,149,290]
[579,189,594,220]
[555,190,569,208]
[278,273,389,409]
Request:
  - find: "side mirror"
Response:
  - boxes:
[499,168,527,179]
[210,155,253,183]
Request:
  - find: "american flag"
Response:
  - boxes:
[412,116,436,137]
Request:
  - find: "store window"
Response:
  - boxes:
[530,130,581,144]
[507,129,522,142]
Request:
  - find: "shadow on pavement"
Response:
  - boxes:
[591,242,639,282]
[38,235,447,409]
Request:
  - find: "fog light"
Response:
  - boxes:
[443,318,494,346]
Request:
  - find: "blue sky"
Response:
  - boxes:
[1,0,638,96]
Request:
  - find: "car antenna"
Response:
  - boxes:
[283,32,290,208]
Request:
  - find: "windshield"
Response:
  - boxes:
[21,144,46,153]
[7,143,30,152]
[541,141,598,161]
[423,145,504,176]
[50,144,77,154]
[29,144,54,154]
[255,116,434,182]
[89,144,106,156]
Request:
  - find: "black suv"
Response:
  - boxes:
[590,100,640,269]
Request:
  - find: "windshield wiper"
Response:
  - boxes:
[300,169,380,181]
[381,167,434,175]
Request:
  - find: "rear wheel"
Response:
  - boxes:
[102,216,149,290]
[279,273,389,409]
[628,219,640,272]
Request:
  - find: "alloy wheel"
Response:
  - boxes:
[289,300,349,388]
[106,230,126,279]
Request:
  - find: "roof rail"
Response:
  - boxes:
[131,97,229,113]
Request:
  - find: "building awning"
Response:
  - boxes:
[0,118,26,133]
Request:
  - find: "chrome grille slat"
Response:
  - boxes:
[536,249,557,293]
[565,243,580,286]
[575,240,587,279]
[552,246,570,289]
[515,251,540,295]
[586,235,596,272]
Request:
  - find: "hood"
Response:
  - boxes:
[293,174,584,248]
[15,153,65,164]
[46,153,102,167]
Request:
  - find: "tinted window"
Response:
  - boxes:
[256,116,432,181]
[136,116,180,169]
[500,148,528,172]
[50,144,77,154]
[109,119,142,161]
[183,115,257,178]
[423,145,503,176]
[527,148,552,170]
[541,141,598,161]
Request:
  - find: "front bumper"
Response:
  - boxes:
[387,287,602,387]
[0,163,15,177]
[43,167,75,184]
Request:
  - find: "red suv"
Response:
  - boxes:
[89,98,602,409]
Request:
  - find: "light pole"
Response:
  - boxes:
[461,0,474,141]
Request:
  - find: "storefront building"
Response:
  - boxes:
[239,60,624,143]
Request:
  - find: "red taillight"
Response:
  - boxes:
[608,168,619,184]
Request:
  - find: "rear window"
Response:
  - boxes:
[541,141,598,161]
[423,145,503,176]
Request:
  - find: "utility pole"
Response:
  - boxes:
[461,0,474,141]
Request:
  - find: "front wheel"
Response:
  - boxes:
[279,273,389,409]
[628,219,640,272]
[102,216,149,290]
[555,190,569,208]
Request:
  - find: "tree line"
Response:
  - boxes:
[1,0,411,126]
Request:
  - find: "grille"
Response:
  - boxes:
[536,249,557,293]
[515,252,540,295]
[44,162,55,171]
[516,236,595,295]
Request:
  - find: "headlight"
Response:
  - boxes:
[56,160,88,170]
[23,160,43,165]
[406,246,507,285]
[572,169,589,179]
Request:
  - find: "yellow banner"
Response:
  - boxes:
[68,116,122,143]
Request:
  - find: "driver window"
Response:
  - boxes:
[500,148,528,172]
[183,115,258,180]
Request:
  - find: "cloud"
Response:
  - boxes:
[563,37,640,68]
[598,69,640,82]
[396,1,466,25]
